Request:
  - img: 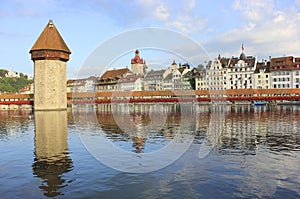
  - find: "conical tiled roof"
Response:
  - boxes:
[30,20,71,53]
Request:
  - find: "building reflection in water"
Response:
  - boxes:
[73,104,299,156]
[93,103,194,154]
[32,111,73,197]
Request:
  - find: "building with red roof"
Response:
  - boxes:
[131,49,147,75]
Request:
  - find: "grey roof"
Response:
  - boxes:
[164,73,173,81]
[254,61,270,73]
[145,69,165,79]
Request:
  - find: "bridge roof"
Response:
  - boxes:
[67,89,300,99]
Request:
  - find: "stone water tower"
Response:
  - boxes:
[30,20,71,110]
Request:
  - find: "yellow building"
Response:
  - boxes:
[253,60,270,89]
[195,69,207,90]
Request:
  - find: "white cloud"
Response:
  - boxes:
[153,0,207,34]
[183,0,195,12]
[155,4,169,21]
[204,3,300,59]
[244,22,256,31]
[168,21,187,32]
[273,11,285,23]
[233,0,274,22]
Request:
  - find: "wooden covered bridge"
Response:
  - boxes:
[68,89,300,104]
[0,89,299,109]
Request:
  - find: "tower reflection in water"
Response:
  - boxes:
[32,111,73,197]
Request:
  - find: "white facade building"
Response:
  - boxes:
[67,76,97,92]
[144,69,165,90]
[206,58,227,90]
[227,50,257,89]
[163,61,182,90]
[5,68,20,78]
[119,74,144,91]
[270,56,300,89]
[178,65,192,90]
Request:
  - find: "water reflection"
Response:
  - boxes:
[73,104,299,197]
[0,110,32,140]
[32,111,73,197]
[72,104,196,173]
[0,105,299,198]
[72,104,300,156]
[96,104,193,154]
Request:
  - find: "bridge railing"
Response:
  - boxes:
[0,93,33,105]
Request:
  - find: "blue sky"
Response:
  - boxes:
[0,0,300,78]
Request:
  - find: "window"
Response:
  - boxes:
[273,78,277,82]
[258,75,261,78]
[266,74,269,78]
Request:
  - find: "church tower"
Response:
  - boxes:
[30,20,71,110]
[131,49,147,75]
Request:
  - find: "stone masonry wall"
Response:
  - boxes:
[34,60,67,110]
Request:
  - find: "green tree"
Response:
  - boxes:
[0,69,8,77]
[0,76,33,93]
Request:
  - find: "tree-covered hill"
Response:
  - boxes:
[0,69,8,77]
[0,69,33,93]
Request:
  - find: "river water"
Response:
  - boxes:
[0,104,299,198]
